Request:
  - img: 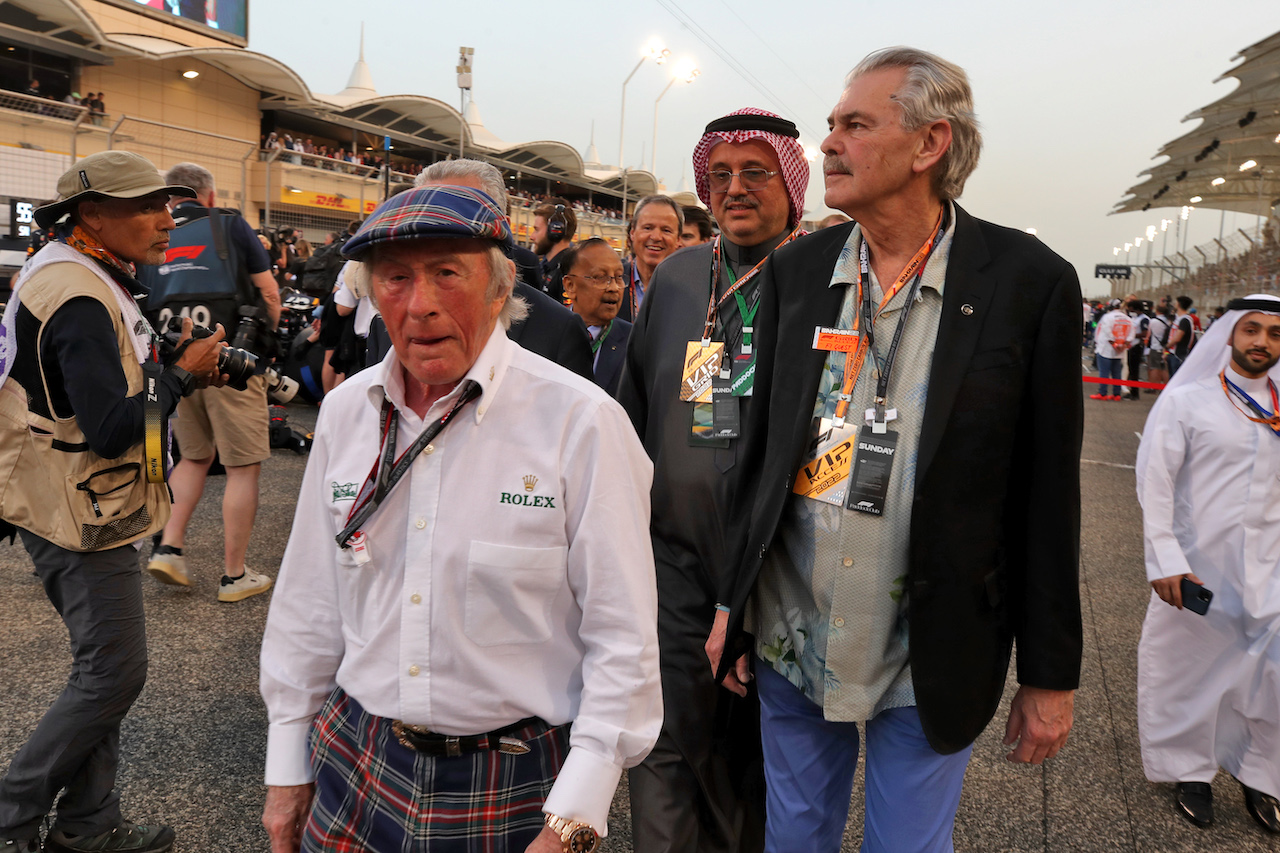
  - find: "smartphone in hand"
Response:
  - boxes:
[1180,577,1213,615]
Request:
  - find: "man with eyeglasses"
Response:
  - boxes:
[713,48,1083,852]
[617,107,810,853]
[562,238,631,396]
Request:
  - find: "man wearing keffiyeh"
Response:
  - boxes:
[617,107,809,853]
[1135,294,1280,835]
[0,151,227,853]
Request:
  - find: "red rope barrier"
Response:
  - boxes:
[1083,376,1166,390]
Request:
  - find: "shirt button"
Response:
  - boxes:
[415,518,426,529]
[833,617,846,628]
[424,444,435,455]
[410,593,421,604]
[842,557,853,567]
[408,665,420,677]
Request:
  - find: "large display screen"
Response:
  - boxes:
[100,0,248,45]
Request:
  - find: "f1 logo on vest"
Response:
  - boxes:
[164,245,206,263]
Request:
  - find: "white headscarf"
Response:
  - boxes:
[1136,293,1280,491]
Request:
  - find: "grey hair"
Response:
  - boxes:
[164,162,215,195]
[349,243,528,331]
[416,159,509,211]
[628,195,684,234]
[847,47,982,201]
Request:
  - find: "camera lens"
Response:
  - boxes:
[217,347,258,391]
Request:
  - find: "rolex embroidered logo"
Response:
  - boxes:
[500,476,554,509]
[332,482,358,502]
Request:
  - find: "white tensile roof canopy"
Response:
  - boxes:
[1114,29,1280,217]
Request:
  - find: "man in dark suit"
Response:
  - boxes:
[706,49,1083,852]
[414,160,594,382]
[618,108,810,853]
[561,238,632,395]
[508,280,594,381]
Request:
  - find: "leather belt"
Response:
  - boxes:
[390,716,543,758]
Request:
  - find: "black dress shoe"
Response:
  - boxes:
[1176,781,1214,827]
[1241,782,1280,834]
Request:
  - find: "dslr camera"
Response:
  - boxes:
[158,317,257,391]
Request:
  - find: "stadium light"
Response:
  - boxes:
[1189,196,1202,203]
[1124,242,1132,252]
[1113,247,1120,256]
[1146,224,1156,241]
[652,59,700,173]
[1135,237,1143,247]
[1211,177,1226,186]
[181,70,199,79]
[619,39,670,190]
[1161,219,1171,231]
[1240,159,1258,172]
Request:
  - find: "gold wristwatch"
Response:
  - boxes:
[544,813,600,853]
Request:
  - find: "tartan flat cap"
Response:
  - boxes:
[343,185,513,260]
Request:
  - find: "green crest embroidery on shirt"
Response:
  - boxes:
[332,482,358,502]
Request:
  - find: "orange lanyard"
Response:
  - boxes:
[1220,370,1280,436]
[832,208,945,425]
[701,226,805,344]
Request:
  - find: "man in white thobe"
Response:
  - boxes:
[1136,294,1280,835]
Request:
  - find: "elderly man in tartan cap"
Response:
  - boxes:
[259,185,661,853]
[617,107,809,853]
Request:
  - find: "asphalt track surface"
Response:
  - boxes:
[2,379,1278,852]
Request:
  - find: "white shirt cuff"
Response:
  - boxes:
[264,720,316,787]
[541,746,622,837]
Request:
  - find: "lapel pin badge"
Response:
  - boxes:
[960,303,975,316]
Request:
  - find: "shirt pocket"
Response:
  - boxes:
[464,540,567,647]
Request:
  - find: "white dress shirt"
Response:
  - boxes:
[260,324,661,834]
[334,261,377,337]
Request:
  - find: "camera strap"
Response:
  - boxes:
[335,380,482,549]
[142,362,171,484]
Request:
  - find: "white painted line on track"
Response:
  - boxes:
[1082,458,1136,470]
[1134,431,1142,441]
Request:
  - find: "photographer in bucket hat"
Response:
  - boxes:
[260,185,660,853]
[0,151,228,853]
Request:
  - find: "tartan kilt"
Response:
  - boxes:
[303,687,570,853]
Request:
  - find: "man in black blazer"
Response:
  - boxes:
[560,238,632,395]
[707,49,1083,852]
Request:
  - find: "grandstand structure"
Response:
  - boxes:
[0,0,656,284]
[1111,28,1280,305]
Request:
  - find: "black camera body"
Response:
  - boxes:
[158,317,257,391]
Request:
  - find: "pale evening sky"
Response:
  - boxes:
[249,0,1279,298]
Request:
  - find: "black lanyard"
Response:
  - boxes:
[858,207,949,424]
[336,380,482,549]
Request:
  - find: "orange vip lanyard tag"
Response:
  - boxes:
[791,418,859,506]
[680,340,725,403]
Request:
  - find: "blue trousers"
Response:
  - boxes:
[1096,355,1122,396]
[755,660,972,853]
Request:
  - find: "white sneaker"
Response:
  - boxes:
[146,548,190,587]
[217,567,274,602]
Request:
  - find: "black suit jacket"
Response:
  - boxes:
[507,281,594,381]
[723,205,1084,754]
[593,318,631,397]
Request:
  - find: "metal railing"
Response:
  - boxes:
[1124,221,1280,306]
[0,90,91,124]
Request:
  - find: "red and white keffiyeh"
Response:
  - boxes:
[692,107,809,229]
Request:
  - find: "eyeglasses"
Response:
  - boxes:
[706,169,779,193]
[568,273,625,287]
